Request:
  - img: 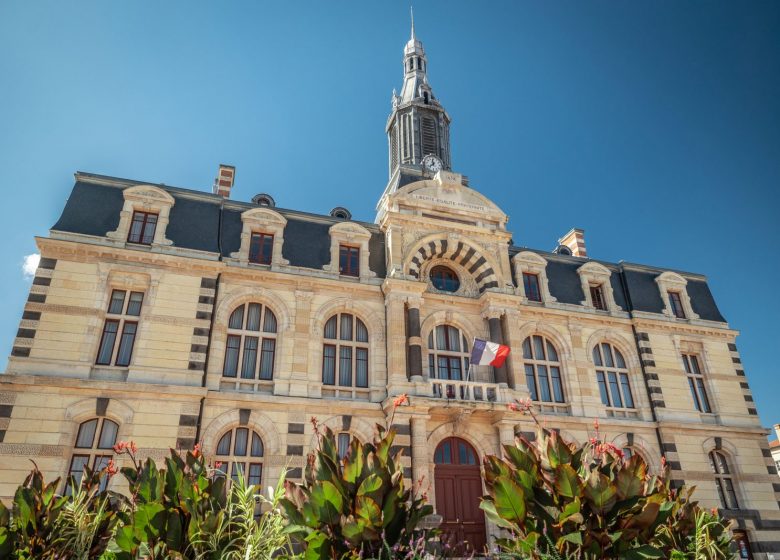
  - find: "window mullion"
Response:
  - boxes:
[111,318,124,365]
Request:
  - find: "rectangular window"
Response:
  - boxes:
[127,211,158,245]
[126,292,144,316]
[550,366,564,403]
[356,348,368,388]
[338,346,353,386]
[96,320,120,365]
[223,335,240,377]
[668,291,686,318]
[596,372,610,406]
[259,339,275,380]
[67,455,90,489]
[108,290,126,314]
[249,232,274,265]
[619,373,635,408]
[241,337,259,379]
[537,365,551,401]
[248,463,262,486]
[525,364,538,400]
[607,371,623,407]
[683,353,712,413]
[322,345,336,385]
[523,273,542,302]
[115,322,137,367]
[590,285,607,310]
[337,433,351,460]
[339,245,360,277]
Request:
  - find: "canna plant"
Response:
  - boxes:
[279,395,436,560]
[481,399,734,560]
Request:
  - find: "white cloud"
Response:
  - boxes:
[22,253,40,280]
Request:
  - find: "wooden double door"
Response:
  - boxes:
[434,437,487,555]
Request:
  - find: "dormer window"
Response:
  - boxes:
[339,245,360,277]
[590,285,607,311]
[249,233,274,265]
[668,291,686,319]
[127,211,158,244]
[523,273,541,302]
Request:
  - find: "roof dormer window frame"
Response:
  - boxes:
[512,251,556,305]
[107,185,175,247]
[324,222,376,282]
[231,208,289,268]
[655,271,699,321]
[577,262,618,313]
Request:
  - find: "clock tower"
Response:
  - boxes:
[383,12,454,196]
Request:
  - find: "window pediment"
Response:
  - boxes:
[323,222,375,280]
[231,208,289,266]
[655,271,699,320]
[577,262,617,312]
[107,185,175,246]
[512,251,555,303]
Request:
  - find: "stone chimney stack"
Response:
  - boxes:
[774,423,780,442]
[558,228,588,258]
[213,164,235,198]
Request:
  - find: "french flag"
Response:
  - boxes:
[470,338,511,367]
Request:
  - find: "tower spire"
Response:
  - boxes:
[410,6,415,40]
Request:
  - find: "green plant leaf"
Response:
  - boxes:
[554,464,581,498]
[492,476,526,525]
[623,544,665,559]
[584,471,617,515]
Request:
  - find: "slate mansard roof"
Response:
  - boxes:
[51,173,726,324]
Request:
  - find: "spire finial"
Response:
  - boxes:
[410,6,416,40]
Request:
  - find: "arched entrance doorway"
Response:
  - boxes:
[434,437,487,555]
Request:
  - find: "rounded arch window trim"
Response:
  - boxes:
[222,302,278,382]
[433,436,479,465]
[521,334,566,405]
[426,323,471,382]
[213,426,265,486]
[592,341,636,412]
[428,264,461,293]
[66,417,119,492]
[708,449,741,511]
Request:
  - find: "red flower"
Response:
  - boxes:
[393,393,409,408]
[661,455,668,469]
[507,402,520,412]
[214,461,223,469]
[193,443,202,458]
[105,459,118,477]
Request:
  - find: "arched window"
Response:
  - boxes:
[67,418,118,491]
[430,266,460,292]
[428,325,470,381]
[709,451,739,510]
[434,437,478,465]
[593,342,635,410]
[522,335,564,403]
[322,313,369,388]
[214,427,264,486]
[223,303,277,381]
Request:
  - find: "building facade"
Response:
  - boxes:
[2,24,779,558]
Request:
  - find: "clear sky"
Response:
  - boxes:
[1,1,778,432]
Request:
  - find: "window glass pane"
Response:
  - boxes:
[681,354,691,374]
[69,455,90,486]
[340,314,353,341]
[356,348,368,388]
[462,336,469,353]
[115,322,137,367]
[108,290,126,314]
[141,214,158,244]
[522,338,532,359]
[715,453,729,474]
[440,441,452,464]
[449,357,462,381]
[324,316,337,339]
[338,433,350,460]
[262,234,274,263]
[525,364,538,400]
[689,355,701,375]
[724,478,739,509]
[248,463,262,486]
[427,331,434,349]
[246,303,262,331]
[688,378,702,411]
[356,319,368,343]
[217,432,231,456]
[592,346,602,366]
[458,442,469,465]
[96,321,119,365]
[322,345,336,385]
[241,337,258,379]
[608,372,623,407]
[229,306,245,330]
[98,420,118,449]
[597,372,610,405]
[339,346,353,386]
[708,452,718,474]
[126,292,144,316]
[223,335,240,377]
[696,378,711,413]
[234,428,248,456]
[350,247,359,275]
[615,349,626,369]
[551,367,564,403]
[93,455,111,472]
[435,326,446,350]
[259,339,275,380]
[251,432,264,457]
[533,336,545,360]
[263,308,277,333]
[619,373,634,408]
[537,365,551,402]
[602,344,614,367]
[447,326,460,352]
[128,213,145,243]
[249,233,262,263]
[231,462,244,482]
[546,341,558,362]
[76,419,98,448]
[438,356,448,379]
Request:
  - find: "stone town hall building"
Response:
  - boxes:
[1,23,778,557]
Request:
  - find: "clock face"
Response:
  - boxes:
[423,155,443,173]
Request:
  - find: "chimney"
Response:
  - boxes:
[213,164,235,198]
[558,228,587,258]
[774,424,780,443]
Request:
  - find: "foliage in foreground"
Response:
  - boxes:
[279,406,436,560]
[481,400,734,560]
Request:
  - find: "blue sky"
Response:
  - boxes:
[1,1,778,432]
